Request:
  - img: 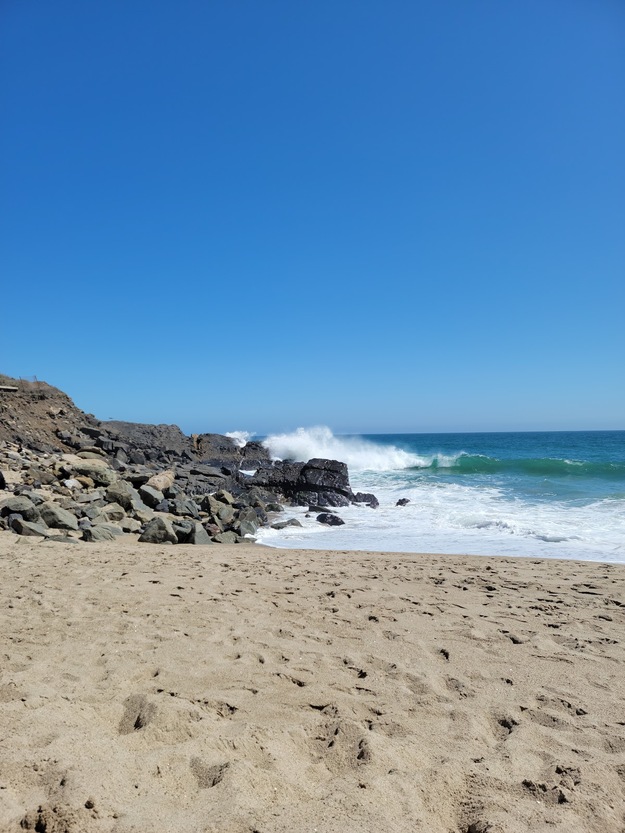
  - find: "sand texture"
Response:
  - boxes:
[1,534,624,833]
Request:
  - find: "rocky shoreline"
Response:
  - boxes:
[0,375,377,545]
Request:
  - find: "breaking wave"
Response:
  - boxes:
[262,426,429,472]
[225,430,254,448]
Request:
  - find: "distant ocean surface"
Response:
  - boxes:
[251,427,625,564]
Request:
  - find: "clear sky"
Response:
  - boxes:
[1,0,623,434]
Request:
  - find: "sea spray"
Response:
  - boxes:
[225,430,254,448]
[263,425,429,471]
[255,428,625,564]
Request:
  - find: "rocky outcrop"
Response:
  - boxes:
[0,373,379,546]
[248,458,355,507]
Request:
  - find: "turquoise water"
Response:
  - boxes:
[256,428,625,563]
[366,431,625,501]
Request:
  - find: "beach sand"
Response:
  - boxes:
[0,534,624,833]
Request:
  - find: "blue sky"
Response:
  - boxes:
[1,0,623,434]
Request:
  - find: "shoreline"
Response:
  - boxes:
[1,535,624,832]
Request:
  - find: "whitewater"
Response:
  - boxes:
[248,427,625,564]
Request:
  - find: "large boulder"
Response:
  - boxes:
[138,484,164,508]
[248,458,357,507]
[173,520,212,545]
[353,492,379,508]
[317,512,345,526]
[71,460,117,486]
[138,516,178,545]
[0,495,41,522]
[39,501,79,531]
[105,480,145,512]
[9,517,50,537]
[82,523,123,542]
[93,502,126,523]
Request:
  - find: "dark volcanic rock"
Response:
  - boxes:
[396,498,410,506]
[194,434,241,466]
[248,458,356,507]
[139,484,164,508]
[353,492,379,508]
[104,421,192,460]
[316,513,345,526]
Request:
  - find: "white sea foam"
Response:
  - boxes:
[256,473,625,564]
[225,430,254,448]
[262,426,432,471]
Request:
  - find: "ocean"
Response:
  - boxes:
[251,427,625,564]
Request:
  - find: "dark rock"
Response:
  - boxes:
[81,426,102,439]
[172,518,195,543]
[248,458,358,508]
[39,502,79,530]
[212,530,240,544]
[396,498,410,507]
[105,480,145,512]
[217,505,236,525]
[139,484,164,508]
[0,495,41,522]
[46,534,81,544]
[82,523,122,542]
[237,507,259,526]
[26,468,57,486]
[123,470,151,487]
[294,490,350,507]
[316,513,345,526]
[105,421,193,459]
[215,489,236,505]
[240,441,271,468]
[271,518,303,529]
[138,517,178,544]
[163,483,183,500]
[353,492,379,508]
[200,494,222,516]
[194,434,241,467]
[189,465,224,478]
[9,517,50,537]
[237,520,257,538]
[188,521,212,545]
[171,498,200,519]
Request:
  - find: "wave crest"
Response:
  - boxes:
[262,426,426,472]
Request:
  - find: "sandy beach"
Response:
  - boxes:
[1,534,624,833]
